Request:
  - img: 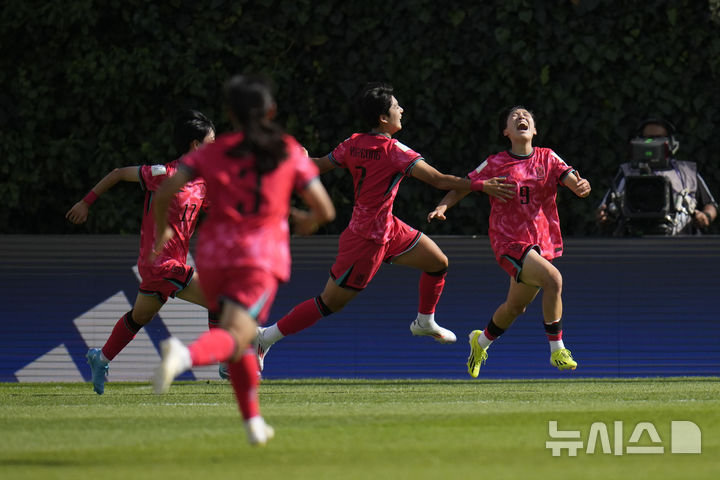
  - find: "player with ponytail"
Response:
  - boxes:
[151,74,334,446]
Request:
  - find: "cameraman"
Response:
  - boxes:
[597,118,717,236]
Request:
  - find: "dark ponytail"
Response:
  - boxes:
[224,75,287,174]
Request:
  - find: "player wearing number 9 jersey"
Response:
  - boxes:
[428,106,591,377]
[151,74,334,446]
[65,110,217,395]
[468,146,572,272]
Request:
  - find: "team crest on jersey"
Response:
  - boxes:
[535,165,546,179]
[151,165,168,176]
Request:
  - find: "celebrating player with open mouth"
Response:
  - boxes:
[428,105,591,377]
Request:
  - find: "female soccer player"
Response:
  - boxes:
[151,75,335,446]
[66,109,217,394]
[428,105,591,377]
[255,82,514,370]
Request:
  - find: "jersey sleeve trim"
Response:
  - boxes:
[328,152,343,167]
[404,156,422,175]
[558,167,575,184]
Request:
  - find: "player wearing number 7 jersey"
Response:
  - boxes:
[66,110,218,394]
[428,106,591,377]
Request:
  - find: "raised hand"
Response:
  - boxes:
[573,172,591,198]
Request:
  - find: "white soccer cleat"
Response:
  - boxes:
[244,416,275,446]
[410,318,457,344]
[153,337,191,394]
[256,327,271,372]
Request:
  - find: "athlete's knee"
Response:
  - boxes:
[229,323,256,345]
[121,309,146,334]
[424,266,448,277]
[542,269,563,295]
[435,252,449,271]
[315,295,335,316]
[320,293,346,313]
[130,308,155,326]
[221,307,256,345]
[319,287,355,313]
[420,252,448,273]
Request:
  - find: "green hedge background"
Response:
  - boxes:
[2,0,719,235]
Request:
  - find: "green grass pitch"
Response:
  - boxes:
[1,378,718,480]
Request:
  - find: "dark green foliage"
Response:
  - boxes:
[2,0,719,234]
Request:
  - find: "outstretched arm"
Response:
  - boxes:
[311,155,337,175]
[410,160,515,201]
[66,166,140,224]
[563,170,591,198]
[427,189,471,223]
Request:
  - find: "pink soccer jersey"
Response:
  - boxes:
[468,147,574,260]
[180,131,319,282]
[138,159,207,268]
[329,133,421,244]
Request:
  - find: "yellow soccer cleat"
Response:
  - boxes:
[466,330,489,378]
[550,348,578,371]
